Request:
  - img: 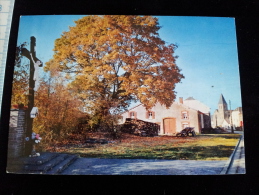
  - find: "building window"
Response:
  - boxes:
[182,111,189,119]
[146,111,155,119]
[182,122,189,129]
[129,111,137,119]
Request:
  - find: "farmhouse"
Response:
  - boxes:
[119,97,211,135]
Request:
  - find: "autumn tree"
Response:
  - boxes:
[11,42,29,106]
[45,15,184,127]
[11,43,85,147]
[33,71,85,146]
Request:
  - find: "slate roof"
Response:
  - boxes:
[218,94,227,105]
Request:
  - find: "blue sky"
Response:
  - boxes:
[16,15,242,113]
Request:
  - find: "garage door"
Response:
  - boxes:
[163,118,176,134]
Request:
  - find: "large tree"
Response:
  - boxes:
[45,15,184,116]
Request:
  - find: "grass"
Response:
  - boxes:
[46,133,241,160]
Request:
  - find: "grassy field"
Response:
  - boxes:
[46,133,241,160]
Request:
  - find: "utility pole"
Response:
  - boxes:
[21,36,42,156]
[229,100,234,133]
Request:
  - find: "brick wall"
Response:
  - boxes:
[8,109,27,158]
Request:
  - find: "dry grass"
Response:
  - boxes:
[45,132,241,160]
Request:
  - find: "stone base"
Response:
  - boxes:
[6,152,79,175]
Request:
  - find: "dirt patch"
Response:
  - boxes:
[44,132,195,152]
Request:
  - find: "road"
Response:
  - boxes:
[61,158,228,175]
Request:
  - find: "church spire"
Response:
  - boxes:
[218,94,228,111]
[218,94,227,105]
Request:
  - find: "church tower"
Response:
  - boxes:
[212,94,231,128]
[217,94,228,124]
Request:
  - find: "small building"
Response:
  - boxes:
[231,107,243,129]
[119,97,211,135]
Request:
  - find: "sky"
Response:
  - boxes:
[16,15,242,113]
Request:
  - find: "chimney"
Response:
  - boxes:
[179,97,183,104]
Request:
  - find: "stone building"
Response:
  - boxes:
[231,107,243,129]
[211,94,243,129]
[119,97,211,135]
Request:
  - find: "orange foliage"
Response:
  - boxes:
[33,72,85,145]
[45,15,184,112]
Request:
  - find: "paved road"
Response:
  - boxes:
[61,132,245,175]
[61,158,228,175]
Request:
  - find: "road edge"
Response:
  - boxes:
[220,134,243,174]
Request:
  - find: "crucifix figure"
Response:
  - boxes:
[29,52,42,91]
